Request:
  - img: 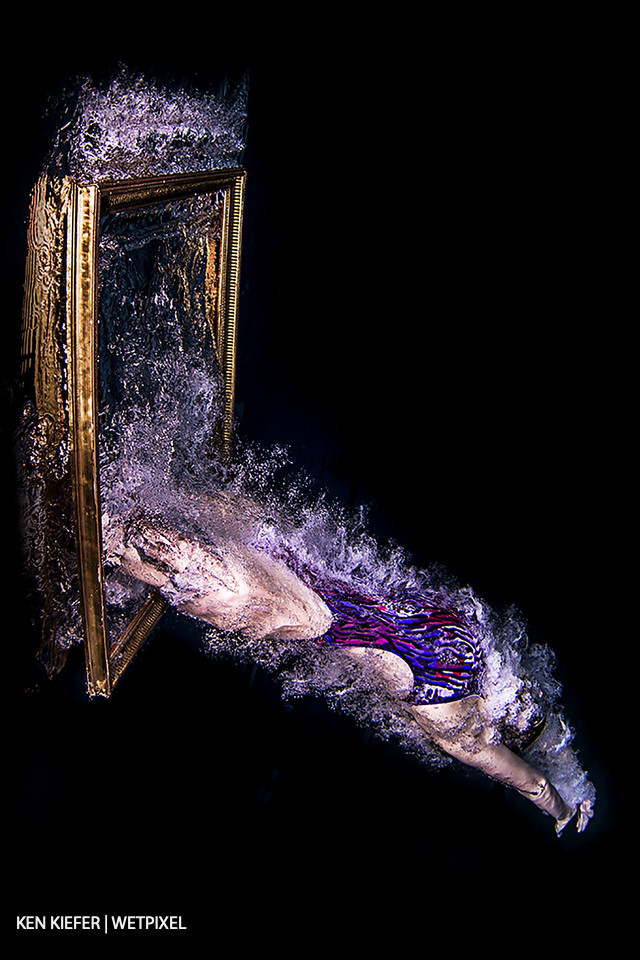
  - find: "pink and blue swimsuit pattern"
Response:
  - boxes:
[312,580,483,706]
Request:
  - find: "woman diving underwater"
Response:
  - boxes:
[102,492,595,836]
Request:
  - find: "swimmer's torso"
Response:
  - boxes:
[104,505,483,705]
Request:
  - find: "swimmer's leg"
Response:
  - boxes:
[409,696,582,833]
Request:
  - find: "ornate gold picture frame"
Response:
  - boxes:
[21,168,246,697]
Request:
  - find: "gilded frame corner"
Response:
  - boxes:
[24,168,246,697]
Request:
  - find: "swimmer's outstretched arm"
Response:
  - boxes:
[410,696,593,834]
[105,515,332,641]
[105,515,593,833]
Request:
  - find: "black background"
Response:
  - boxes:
[3,12,627,951]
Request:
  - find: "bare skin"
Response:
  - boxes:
[108,515,333,641]
[344,648,592,833]
[409,696,593,833]
[106,512,593,834]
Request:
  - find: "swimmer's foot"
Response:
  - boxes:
[575,798,595,833]
[555,798,594,836]
[555,806,575,836]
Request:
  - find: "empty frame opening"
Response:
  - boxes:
[22,169,246,696]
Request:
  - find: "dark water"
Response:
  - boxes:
[5,45,625,946]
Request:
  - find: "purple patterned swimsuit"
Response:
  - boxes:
[309,578,483,706]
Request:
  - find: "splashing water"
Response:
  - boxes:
[44,64,248,182]
[16,66,247,668]
[98,301,595,809]
[19,68,595,815]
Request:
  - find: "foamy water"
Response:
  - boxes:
[21,67,596,816]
